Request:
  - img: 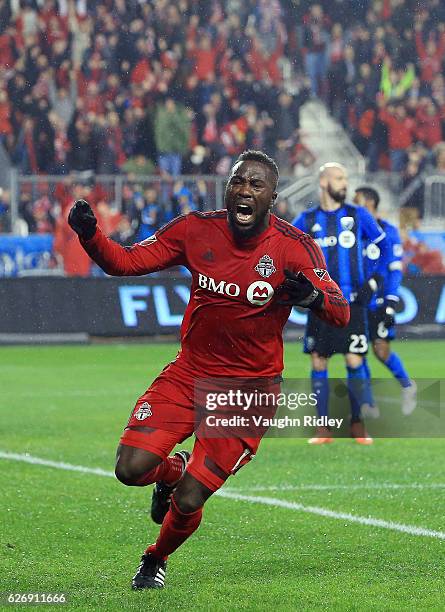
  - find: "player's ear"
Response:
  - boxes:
[270,192,278,208]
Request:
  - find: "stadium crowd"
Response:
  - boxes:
[0,0,311,180]
[1,0,445,274]
[1,0,444,179]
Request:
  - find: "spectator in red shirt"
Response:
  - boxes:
[131,38,152,84]
[379,100,417,171]
[247,30,284,85]
[0,27,16,69]
[187,31,225,82]
[416,98,443,147]
[0,89,12,139]
[415,23,445,84]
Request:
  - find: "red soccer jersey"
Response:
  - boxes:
[80,211,349,377]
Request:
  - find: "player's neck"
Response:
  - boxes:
[228,213,272,246]
[320,197,342,212]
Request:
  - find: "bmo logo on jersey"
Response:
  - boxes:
[246,281,274,305]
[198,274,274,306]
[315,232,356,249]
[198,273,240,296]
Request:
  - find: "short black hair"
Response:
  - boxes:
[234,149,279,189]
[355,186,380,209]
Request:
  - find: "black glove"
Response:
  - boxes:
[382,298,397,328]
[68,199,97,240]
[355,273,382,306]
[277,269,324,310]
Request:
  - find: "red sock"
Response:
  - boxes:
[146,497,203,560]
[135,455,184,486]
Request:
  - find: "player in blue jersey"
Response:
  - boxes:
[293,163,385,445]
[354,187,417,417]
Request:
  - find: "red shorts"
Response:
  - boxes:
[120,358,281,491]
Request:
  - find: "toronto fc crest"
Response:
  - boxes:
[135,402,152,420]
[255,255,276,279]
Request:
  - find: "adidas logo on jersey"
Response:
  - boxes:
[202,249,215,262]
[311,223,322,232]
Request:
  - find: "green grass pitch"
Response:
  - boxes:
[1,340,444,610]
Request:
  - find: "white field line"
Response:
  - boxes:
[217,491,445,540]
[0,451,115,478]
[3,451,443,492]
[1,451,444,541]
[232,483,445,491]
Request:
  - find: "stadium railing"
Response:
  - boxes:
[8,172,297,233]
[424,176,445,222]
[5,171,445,234]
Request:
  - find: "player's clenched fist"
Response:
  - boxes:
[277,269,324,310]
[68,199,97,240]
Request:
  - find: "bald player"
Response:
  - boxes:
[293,163,385,444]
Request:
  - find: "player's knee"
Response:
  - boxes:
[312,353,328,371]
[115,462,138,486]
[115,445,162,485]
[373,341,389,362]
[173,478,210,514]
[345,353,363,369]
[115,459,154,486]
[173,488,204,514]
[173,471,214,513]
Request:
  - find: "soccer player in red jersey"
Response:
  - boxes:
[68,150,349,589]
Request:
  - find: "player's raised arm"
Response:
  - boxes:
[279,235,350,328]
[68,199,187,276]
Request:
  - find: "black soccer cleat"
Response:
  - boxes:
[150,450,190,524]
[132,553,167,589]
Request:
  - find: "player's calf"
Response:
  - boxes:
[147,474,213,563]
[132,485,206,591]
[372,339,390,362]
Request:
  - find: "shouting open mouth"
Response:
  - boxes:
[235,202,255,225]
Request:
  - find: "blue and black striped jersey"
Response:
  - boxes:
[293,203,385,303]
[364,218,403,310]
